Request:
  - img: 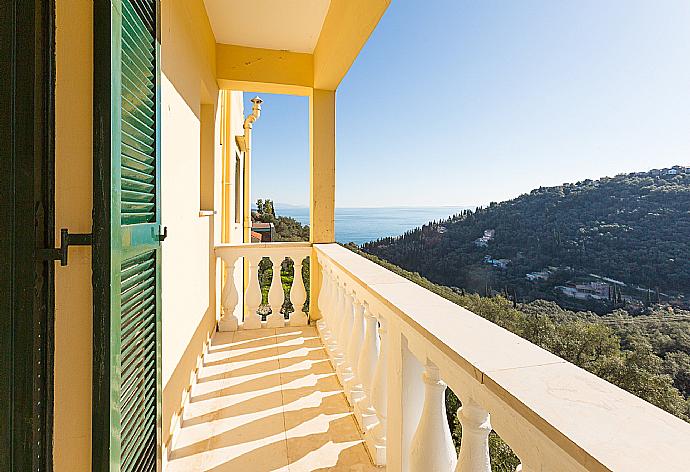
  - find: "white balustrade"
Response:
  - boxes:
[216,242,690,471]
[311,243,690,472]
[214,243,311,331]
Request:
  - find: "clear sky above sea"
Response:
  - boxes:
[247,0,690,208]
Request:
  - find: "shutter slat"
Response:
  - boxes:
[122,402,156,457]
[130,1,155,35]
[121,351,155,407]
[121,166,154,185]
[119,248,157,472]
[121,272,154,304]
[121,322,155,364]
[122,142,154,166]
[121,30,154,73]
[121,4,154,61]
[122,93,154,127]
[122,429,156,472]
[121,72,154,106]
[122,405,155,468]
[122,117,154,148]
[121,50,154,92]
[121,303,156,343]
[135,442,157,472]
[120,0,156,226]
[121,128,154,158]
[121,372,155,426]
[122,155,155,174]
[121,298,155,339]
[123,0,155,40]
[121,189,155,203]
[122,100,155,136]
[122,176,155,194]
[121,284,155,315]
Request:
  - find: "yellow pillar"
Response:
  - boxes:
[309,89,336,321]
[310,89,336,242]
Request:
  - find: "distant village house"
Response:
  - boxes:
[251,222,276,242]
[475,229,495,247]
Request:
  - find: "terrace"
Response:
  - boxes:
[23,1,690,471]
[163,243,690,471]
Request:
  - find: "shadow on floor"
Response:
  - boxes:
[165,327,380,472]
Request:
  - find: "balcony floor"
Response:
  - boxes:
[166,326,379,472]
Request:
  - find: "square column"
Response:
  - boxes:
[310,89,336,242]
[310,89,336,320]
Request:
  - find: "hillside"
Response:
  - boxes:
[363,166,690,314]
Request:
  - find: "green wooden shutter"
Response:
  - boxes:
[93,0,161,471]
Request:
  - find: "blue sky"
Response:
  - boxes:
[248,0,690,208]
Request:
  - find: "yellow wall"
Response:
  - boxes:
[159,0,226,453]
[53,0,242,467]
[54,1,93,470]
[51,0,386,466]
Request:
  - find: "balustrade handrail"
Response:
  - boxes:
[214,241,312,256]
[314,243,690,472]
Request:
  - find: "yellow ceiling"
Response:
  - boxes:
[203,0,331,53]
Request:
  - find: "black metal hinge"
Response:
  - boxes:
[40,228,93,266]
[157,226,168,242]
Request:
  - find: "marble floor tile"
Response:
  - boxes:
[165,326,381,472]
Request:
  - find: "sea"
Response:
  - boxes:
[276,206,473,246]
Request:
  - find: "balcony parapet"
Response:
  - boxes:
[313,243,690,471]
[215,242,312,331]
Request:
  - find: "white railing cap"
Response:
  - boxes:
[215,242,312,259]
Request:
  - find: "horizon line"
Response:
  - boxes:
[272,204,477,209]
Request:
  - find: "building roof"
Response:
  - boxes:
[252,222,274,229]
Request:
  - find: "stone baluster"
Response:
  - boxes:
[321,266,338,349]
[266,256,286,328]
[335,284,354,382]
[455,399,492,472]
[345,295,366,404]
[409,360,457,472]
[320,262,336,341]
[335,281,350,348]
[356,302,380,428]
[219,255,240,331]
[368,313,388,466]
[328,277,346,361]
[316,258,330,334]
[243,255,263,330]
[288,257,308,327]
